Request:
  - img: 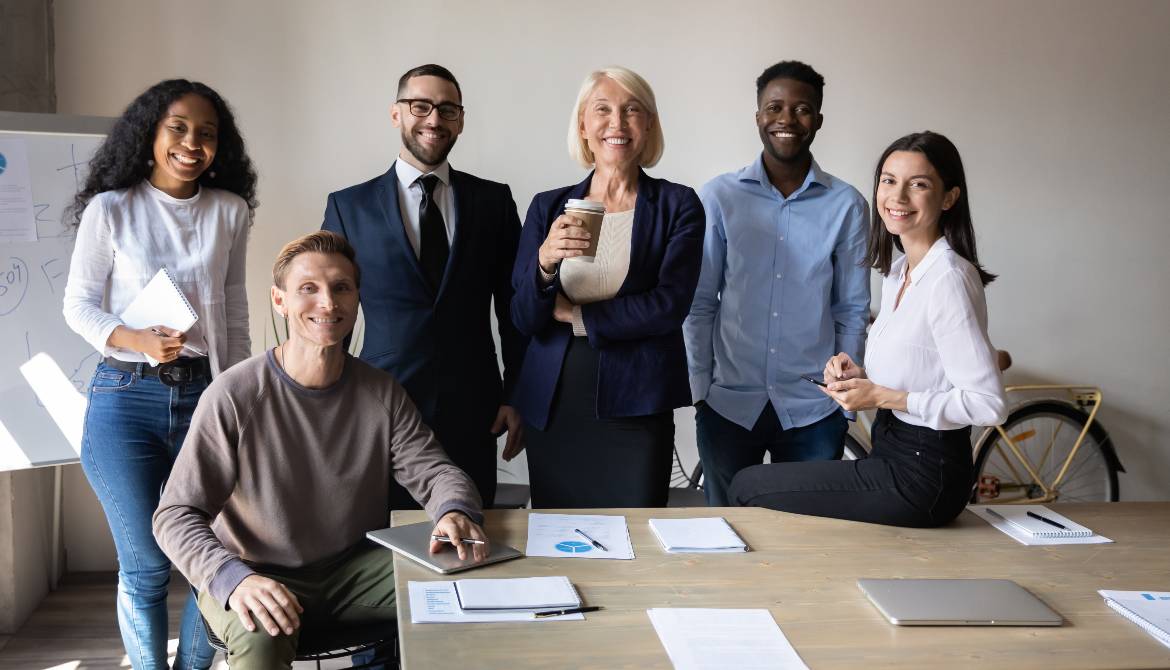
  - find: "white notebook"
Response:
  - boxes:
[453,576,580,611]
[119,268,199,365]
[981,505,1092,538]
[649,517,749,553]
[1099,590,1170,649]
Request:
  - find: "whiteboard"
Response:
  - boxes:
[0,112,113,471]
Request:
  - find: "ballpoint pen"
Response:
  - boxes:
[1026,510,1068,530]
[430,535,487,545]
[573,528,608,551]
[534,605,602,618]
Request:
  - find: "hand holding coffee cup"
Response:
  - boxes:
[538,214,593,273]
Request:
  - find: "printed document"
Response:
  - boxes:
[647,608,808,670]
[0,138,36,242]
[407,581,584,624]
[525,513,635,560]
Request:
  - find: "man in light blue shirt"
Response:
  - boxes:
[684,61,870,506]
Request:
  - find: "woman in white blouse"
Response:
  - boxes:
[728,131,1006,527]
[62,79,255,669]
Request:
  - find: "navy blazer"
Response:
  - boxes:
[323,165,524,434]
[511,171,705,430]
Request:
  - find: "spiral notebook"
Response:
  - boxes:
[119,267,199,365]
[1098,590,1170,649]
[453,576,580,611]
[979,505,1093,538]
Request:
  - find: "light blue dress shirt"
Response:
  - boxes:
[683,155,870,430]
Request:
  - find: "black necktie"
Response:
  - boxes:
[418,174,449,291]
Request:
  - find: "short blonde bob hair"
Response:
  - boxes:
[567,66,664,169]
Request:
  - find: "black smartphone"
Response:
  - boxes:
[799,375,828,388]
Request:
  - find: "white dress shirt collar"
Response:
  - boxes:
[394,158,451,190]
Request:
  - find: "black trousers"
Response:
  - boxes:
[526,337,674,508]
[728,410,973,528]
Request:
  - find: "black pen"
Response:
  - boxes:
[1026,510,1068,530]
[534,605,602,618]
[574,528,608,551]
[430,534,486,545]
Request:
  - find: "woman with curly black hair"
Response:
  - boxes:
[62,79,257,670]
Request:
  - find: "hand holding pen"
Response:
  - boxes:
[429,511,490,561]
[137,325,185,362]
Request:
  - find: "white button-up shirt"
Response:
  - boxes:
[394,159,456,258]
[866,237,1007,430]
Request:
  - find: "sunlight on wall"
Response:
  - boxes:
[19,353,85,454]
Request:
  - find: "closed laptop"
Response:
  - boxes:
[858,578,1063,626]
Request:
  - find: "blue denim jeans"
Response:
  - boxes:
[696,403,847,506]
[80,362,215,670]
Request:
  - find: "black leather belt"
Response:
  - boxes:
[103,356,211,386]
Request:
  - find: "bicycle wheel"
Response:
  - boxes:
[971,401,1118,503]
[842,433,868,460]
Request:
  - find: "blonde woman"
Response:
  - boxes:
[510,66,704,508]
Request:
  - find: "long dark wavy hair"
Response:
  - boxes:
[864,131,996,286]
[67,79,257,226]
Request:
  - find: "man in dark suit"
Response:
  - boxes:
[322,64,524,509]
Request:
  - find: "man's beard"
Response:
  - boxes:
[402,129,456,167]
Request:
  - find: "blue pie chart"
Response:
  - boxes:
[0,153,7,176]
[555,540,593,554]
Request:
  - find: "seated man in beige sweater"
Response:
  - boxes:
[153,230,487,669]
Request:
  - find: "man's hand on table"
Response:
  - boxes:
[429,511,490,562]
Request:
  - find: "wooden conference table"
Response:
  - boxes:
[391,503,1170,669]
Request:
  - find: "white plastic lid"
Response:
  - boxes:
[564,199,605,212]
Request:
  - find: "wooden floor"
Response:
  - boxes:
[0,572,356,669]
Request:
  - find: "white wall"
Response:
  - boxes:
[51,0,1170,567]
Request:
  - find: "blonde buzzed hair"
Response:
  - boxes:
[567,66,664,169]
[272,230,360,289]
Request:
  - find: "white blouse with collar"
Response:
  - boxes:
[865,237,1007,430]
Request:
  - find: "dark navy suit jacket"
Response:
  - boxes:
[322,165,524,444]
[511,171,705,430]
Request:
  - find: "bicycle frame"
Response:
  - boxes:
[972,385,1104,503]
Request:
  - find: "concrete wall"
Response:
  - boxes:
[45,0,1170,570]
[0,0,56,632]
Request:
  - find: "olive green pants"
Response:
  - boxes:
[197,543,396,669]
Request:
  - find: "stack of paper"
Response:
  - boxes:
[969,505,1113,545]
[649,517,749,553]
[408,577,585,624]
[1099,590,1170,649]
[647,608,809,670]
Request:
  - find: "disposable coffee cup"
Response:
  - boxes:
[564,199,606,259]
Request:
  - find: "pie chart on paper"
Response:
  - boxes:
[555,540,593,554]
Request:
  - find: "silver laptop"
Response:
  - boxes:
[366,521,523,574]
[858,579,1063,626]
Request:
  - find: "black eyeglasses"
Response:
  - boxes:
[397,98,464,121]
